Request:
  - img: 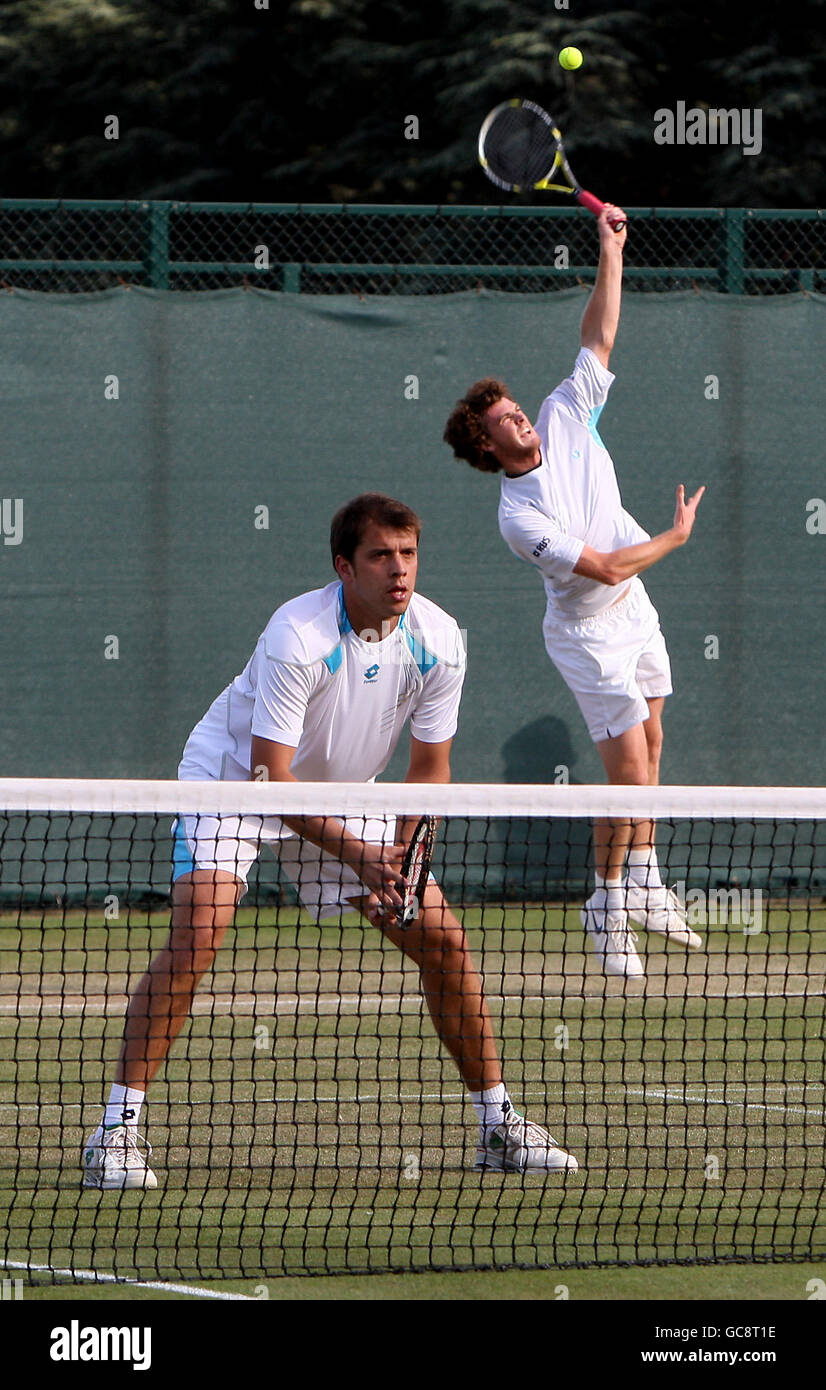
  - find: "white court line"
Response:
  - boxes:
[5,1084,823,1119]
[627,1085,825,1121]
[0,984,822,1016]
[275,1084,825,1119]
[0,1257,254,1300]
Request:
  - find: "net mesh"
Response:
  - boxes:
[0,201,822,294]
[1,779,825,1282]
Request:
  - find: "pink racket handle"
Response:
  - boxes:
[576,188,626,232]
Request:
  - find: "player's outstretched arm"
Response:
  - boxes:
[580,205,627,368]
[574,484,706,587]
[249,734,406,907]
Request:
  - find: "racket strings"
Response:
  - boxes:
[484,107,560,189]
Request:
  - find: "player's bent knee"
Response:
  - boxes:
[630,766,651,786]
[402,923,471,962]
[612,759,650,786]
[167,923,228,976]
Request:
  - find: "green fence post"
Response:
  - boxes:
[145,202,171,289]
[282,263,301,292]
[723,208,745,294]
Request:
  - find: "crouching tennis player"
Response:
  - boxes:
[82,493,578,1189]
[444,206,706,979]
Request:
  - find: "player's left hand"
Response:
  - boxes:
[599,204,627,251]
[673,483,706,543]
[346,840,407,908]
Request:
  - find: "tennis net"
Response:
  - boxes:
[1,778,825,1283]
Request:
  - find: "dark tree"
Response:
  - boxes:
[0,0,823,204]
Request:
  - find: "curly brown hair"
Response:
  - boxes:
[443,378,511,474]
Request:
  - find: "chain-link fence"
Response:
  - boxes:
[0,201,823,294]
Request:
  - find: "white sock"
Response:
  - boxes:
[470,1083,512,1132]
[594,873,625,914]
[103,1083,145,1131]
[627,847,664,890]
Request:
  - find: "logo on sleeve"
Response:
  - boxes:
[532,536,551,557]
[364,663,379,683]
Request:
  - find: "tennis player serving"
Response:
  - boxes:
[444,208,705,979]
[82,494,578,1189]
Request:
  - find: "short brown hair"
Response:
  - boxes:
[443,377,511,474]
[330,493,422,567]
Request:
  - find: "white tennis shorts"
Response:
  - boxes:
[543,578,672,743]
[172,812,398,922]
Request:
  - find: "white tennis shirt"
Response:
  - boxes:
[498,347,650,621]
[178,581,466,783]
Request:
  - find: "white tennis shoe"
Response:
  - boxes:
[474,1109,579,1173]
[581,895,645,978]
[623,881,703,948]
[81,1123,158,1191]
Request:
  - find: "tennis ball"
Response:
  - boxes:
[558,47,583,71]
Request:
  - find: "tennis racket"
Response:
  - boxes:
[391,814,438,926]
[478,98,626,231]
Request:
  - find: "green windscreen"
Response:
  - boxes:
[1,287,823,786]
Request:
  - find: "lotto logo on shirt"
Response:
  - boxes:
[363,664,380,683]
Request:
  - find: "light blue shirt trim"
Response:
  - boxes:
[322,584,350,672]
[337,584,353,635]
[587,404,606,448]
[400,610,438,675]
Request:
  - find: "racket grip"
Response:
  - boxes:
[576,188,626,232]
